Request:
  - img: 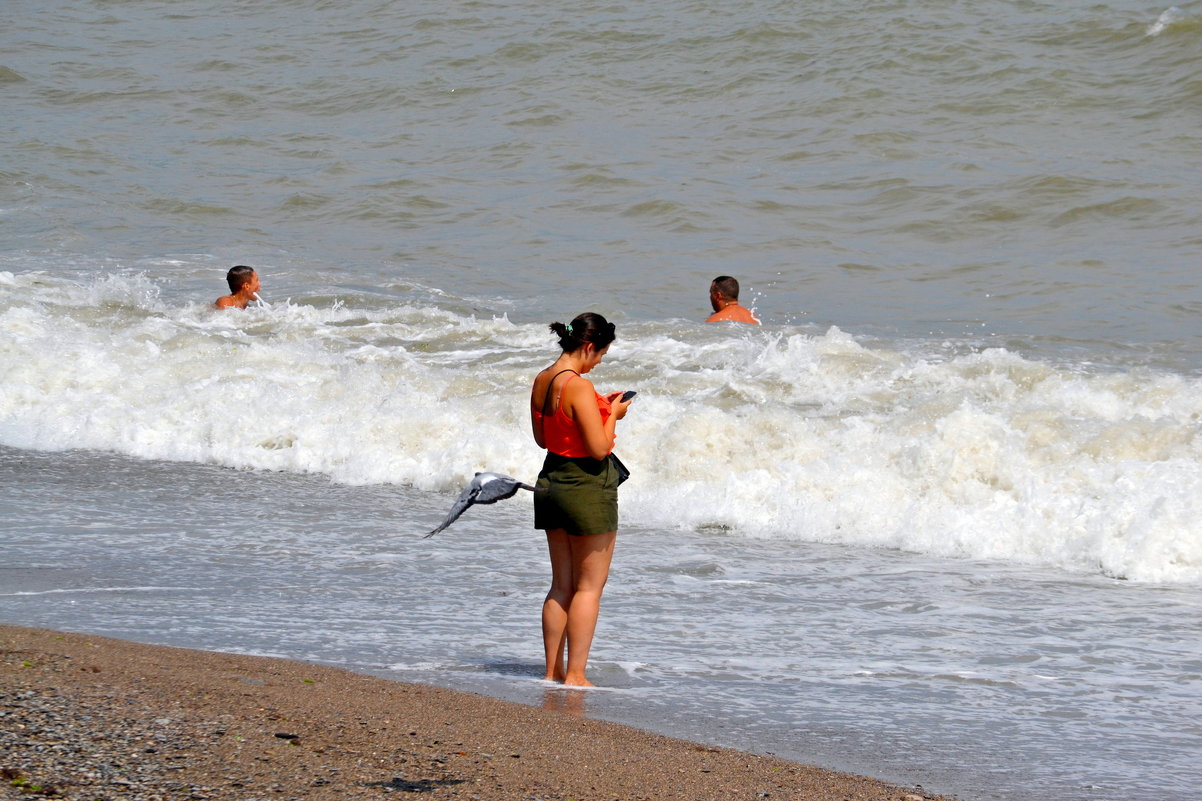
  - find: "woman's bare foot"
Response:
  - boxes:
[562,674,594,687]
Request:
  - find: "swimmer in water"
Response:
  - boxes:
[215,265,261,310]
[705,275,760,324]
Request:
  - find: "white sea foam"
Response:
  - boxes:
[1147,7,1185,36]
[0,586,203,597]
[3,272,1201,583]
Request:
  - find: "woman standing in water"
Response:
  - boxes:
[530,312,633,686]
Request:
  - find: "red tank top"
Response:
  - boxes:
[534,373,612,458]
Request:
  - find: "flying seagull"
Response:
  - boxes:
[424,472,541,538]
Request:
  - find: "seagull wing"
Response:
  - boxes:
[423,483,480,538]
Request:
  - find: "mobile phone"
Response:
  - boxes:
[620,390,637,402]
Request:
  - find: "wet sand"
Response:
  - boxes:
[2,624,950,800]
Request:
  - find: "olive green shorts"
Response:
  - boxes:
[534,453,619,536]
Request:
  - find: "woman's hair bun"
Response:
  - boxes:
[549,313,616,352]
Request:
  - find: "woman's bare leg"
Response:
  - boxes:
[542,529,574,681]
[563,531,617,687]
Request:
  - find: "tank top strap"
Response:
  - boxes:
[542,369,579,417]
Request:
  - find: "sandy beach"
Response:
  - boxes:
[1,625,948,801]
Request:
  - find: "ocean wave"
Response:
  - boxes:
[2,271,1201,584]
[1147,7,1188,37]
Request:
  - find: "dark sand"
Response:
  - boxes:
[2,625,950,801]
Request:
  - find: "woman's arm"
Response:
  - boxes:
[530,381,547,449]
[563,378,616,460]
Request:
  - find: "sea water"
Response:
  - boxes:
[3,2,1202,800]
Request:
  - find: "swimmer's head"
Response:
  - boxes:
[710,275,739,302]
[226,265,258,293]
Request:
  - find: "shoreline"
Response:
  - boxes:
[2,624,951,801]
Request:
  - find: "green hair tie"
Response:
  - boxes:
[565,323,574,335]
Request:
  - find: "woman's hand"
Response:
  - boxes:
[607,391,634,420]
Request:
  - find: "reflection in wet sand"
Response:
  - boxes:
[543,687,587,717]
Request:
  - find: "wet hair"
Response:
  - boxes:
[549,312,616,353]
[711,275,740,301]
[226,265,256,293]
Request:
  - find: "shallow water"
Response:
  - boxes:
[3,445,1200,801]
[4,1,1202,799]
